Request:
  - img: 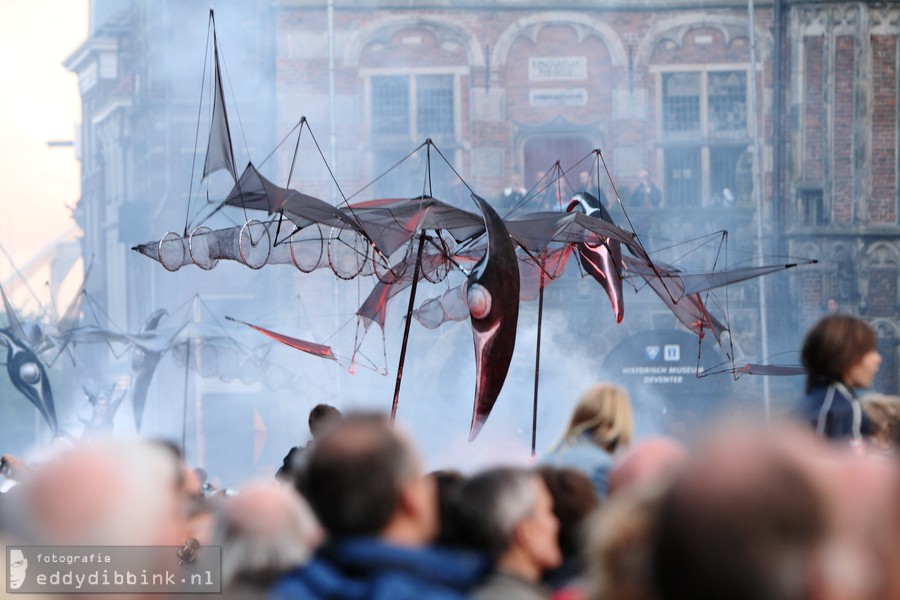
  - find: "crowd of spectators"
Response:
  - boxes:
[2,313,900,599]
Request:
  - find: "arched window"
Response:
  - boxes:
[644,17,764,208]
[356,19,473,196]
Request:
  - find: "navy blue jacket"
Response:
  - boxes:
[270,537,487,600]
[797,382,870,441]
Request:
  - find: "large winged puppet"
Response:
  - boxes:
[132,11,814,439]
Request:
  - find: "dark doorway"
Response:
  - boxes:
[523,135,595,189]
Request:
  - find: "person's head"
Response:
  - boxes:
[427,469,467,547]
[587,484,664,600]
[535,466,598,563]
[148,438,204,499]
[862,394,900,450]
[296,412,436,543]
[801,314,881,392]
[866,454,900,599]
[795,428,900,600]
[651,426,830,600]
[212,481,322,588]
[308,403,342,440]
[637,169,650,182]
[607,436,689,497]
[93,393,109,414]
[12,439,185,546]
[826,296,839,314]
[563,384,634,453]
[456,467,561,580]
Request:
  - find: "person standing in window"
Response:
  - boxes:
[496,174,527,212]
[629,169,662,208]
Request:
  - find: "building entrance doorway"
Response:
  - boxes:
[523,135,595,189]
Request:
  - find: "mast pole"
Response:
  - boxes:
[531,257,546,457]
[327,0,337,190]
[182,341,190,461]
[390,232,427,424]
[747,0,771,417]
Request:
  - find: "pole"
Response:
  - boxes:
[327,0,342,405]
[747,0,772,416]
[532,259,546,457]
[327,0,337,186]
[182,341,190,460]
[390,232,427,424]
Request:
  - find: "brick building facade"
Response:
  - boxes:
[275,2,772,210]
[785,3,900,393]
[276,0,900,396]
[65,0,900,416]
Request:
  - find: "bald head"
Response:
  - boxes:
[15,440,184,546]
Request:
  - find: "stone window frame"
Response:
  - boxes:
[361,67,468,147]
[650,64,752,208]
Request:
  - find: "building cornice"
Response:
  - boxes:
[64,36,121,97]
[274,0,776,11]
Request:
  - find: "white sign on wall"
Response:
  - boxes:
[529,57,587,81]
[529,88,588,107]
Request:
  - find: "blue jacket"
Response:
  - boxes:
[797,382,871,441]
[270,537,488,600]
[539,433,614,498]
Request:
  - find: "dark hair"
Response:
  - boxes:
[147,438,185,488]
[296,412,416,537]
[149,437,184,461]
[536,466,598,559]
[428,469,467,547]
[801,314,877,392]
[308,403,342,437]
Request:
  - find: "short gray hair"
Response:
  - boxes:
[212,482,322,588]
[457,467,538,561]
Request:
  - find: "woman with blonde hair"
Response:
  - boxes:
[540,384,634,498]
[861,393,900,452]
